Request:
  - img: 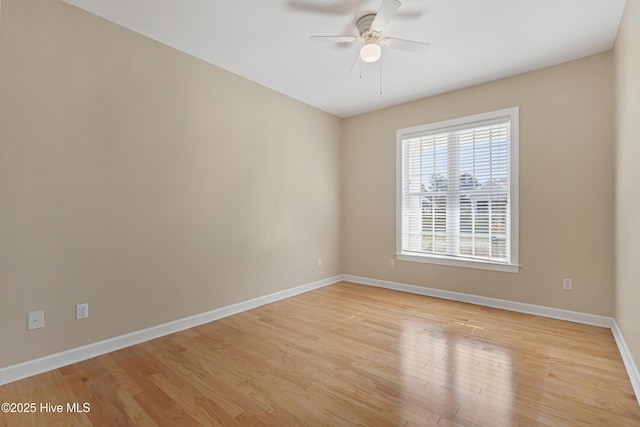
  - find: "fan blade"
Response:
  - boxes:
[371,0,401,32]
[382,37,430,53]
[310,36,359,43]
[287,1,353,16]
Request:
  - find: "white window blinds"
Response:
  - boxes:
[398,108,518,269]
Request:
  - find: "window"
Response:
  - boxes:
[396,107,519,272]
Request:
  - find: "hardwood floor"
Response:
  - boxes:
[1,281,639,426]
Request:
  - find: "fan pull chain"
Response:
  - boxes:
[379,56,383,99]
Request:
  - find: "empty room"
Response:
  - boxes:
[1,0,639,425]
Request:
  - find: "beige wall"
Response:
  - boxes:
[342,53,615,316]
[0,0,342,368]
[615,0,640,380]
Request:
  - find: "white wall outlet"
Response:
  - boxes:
[317,258,322,267]
[76,303,89,320]
[27,310,44,330]
[563,278,573,290]
[389,259,395,268]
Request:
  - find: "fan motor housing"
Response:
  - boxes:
[357,14,378,39]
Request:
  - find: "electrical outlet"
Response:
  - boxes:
[563,278,573,290]
[389,259,395,268]
[317,258,322,267]
[27,310,44,330]
[76,303,89,320]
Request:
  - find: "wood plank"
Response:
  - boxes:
[1,281,639,426]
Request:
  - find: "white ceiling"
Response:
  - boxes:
[62,0,626,118]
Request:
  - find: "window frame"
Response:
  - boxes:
[396,107,520,273]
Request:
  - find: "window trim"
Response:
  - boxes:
[396,107,520,273]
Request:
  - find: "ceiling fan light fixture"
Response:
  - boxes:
[360,40,381,63]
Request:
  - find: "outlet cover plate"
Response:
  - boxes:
[76,303,88,320]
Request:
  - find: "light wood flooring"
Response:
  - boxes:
[1,281,639,426]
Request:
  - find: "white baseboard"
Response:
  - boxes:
[612,321,640,405]
[0,275,342,386]
[343,275,613,327]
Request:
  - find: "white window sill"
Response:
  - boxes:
[396,253,520,273]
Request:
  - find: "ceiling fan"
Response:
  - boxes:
[309,0,430,64]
